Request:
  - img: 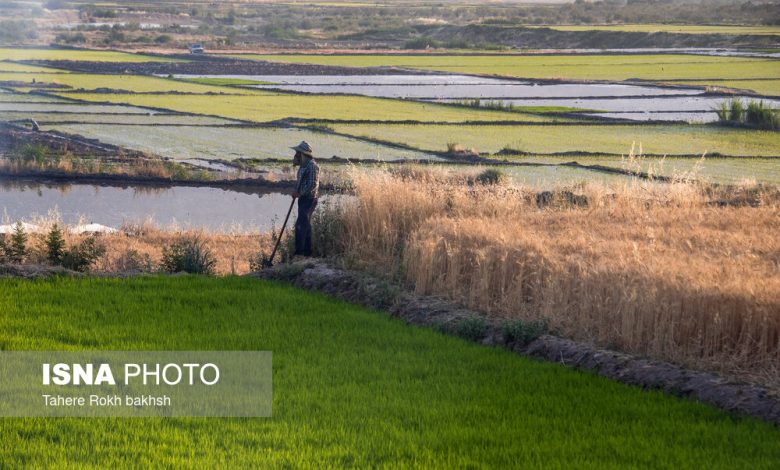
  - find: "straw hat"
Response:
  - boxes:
[290,141,314,157]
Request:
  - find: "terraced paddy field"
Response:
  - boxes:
[1,276,778,468]
[326,123,780,158]
[0,70,244,94]
[42,123,439,162]
[51,92,560,123]
[510,156,780,186]
[2,112,237,126]
[1,48,778,188]
[238,54,780,95]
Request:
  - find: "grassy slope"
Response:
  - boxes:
[0,276,778,468]
[531,24,780,35]
[238,54,780,95]
[0,48,180,63]
[326,123,780,156]
[51,92,563,123]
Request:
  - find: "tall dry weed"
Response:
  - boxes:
[332,167,780,385]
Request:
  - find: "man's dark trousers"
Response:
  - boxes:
[294,195,317,256]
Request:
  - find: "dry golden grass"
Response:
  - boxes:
[21,218,272,275]
[331,167,780,386]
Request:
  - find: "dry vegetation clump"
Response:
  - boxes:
[325,168,780,386]
[8,216,272,275]
[103,223,272,275]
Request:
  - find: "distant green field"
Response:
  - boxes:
[531,24,780,35]
[326,123,780,157]
[0,69,248,94]
[53,92,568,123]
[1,276,778,468]
[237,54,780,94]
[0,48,181,63]
[0,62,69,73]
[513,156,780,185]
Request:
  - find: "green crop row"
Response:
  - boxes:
[237,54,780,94]
[0,48,182,63]
[53,91,569,123]
[325,123,780,157]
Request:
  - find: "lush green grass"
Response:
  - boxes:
[238,54,780,94]
[0,48,181,63]
[0,276,778,468]
[530,24,780,35]
[326,123,780,156]
[53,92,567,123]
[0,61,69,73]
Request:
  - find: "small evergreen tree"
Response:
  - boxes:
[46,223,66,265]
[9,222,27,264]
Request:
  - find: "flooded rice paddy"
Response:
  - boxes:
[0,179,342,232]
[40,123,440,162]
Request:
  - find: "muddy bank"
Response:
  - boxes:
[0,171,327,195]
[23,57,438,76]
[255,260,780,425]
[0,121,145,157]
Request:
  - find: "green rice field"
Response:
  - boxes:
[0,70,244,94]
[237,54,780,95]
[52,92,563,123]
[509,156,780,185]
[1,276,778,468]
[44,123,439,162]
[3,112,237,126]
[0,48,181,63]
[326,123,780,157]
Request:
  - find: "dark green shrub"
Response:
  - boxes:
[61,236,106,272]
[475,168,506,185]
[502,318,548,346]
[45,224,65,265]
[728,98,744,122]
[745,100,779,130]
[11,144,48,165]
[716,99,778,130]
[311,199,346,258]
[161,235,216,274]
[114,249,154,273]
[454,315,489,341]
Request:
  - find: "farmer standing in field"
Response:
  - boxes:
[291,141,320,257]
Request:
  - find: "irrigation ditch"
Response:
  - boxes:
[254,259,780,426]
